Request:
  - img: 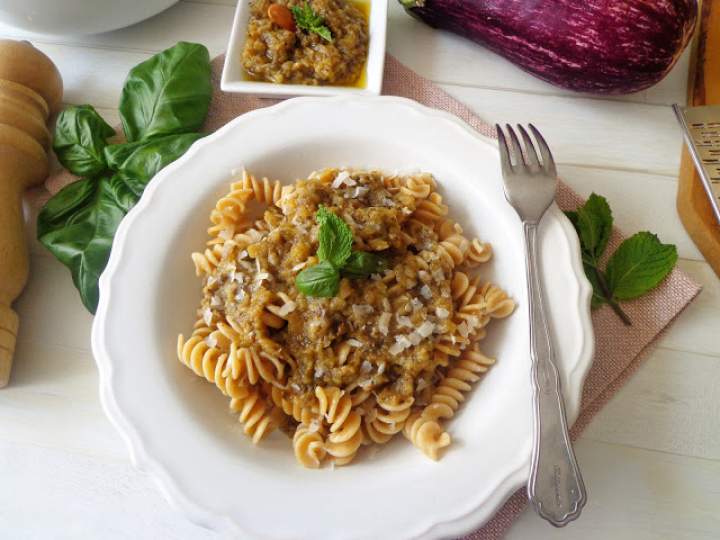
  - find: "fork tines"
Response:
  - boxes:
[496,124,557,177]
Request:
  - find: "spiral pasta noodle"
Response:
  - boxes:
[177,167,514,467]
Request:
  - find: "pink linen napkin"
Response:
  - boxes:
[41,54,701,539]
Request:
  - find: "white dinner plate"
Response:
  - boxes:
[92,96,594,540]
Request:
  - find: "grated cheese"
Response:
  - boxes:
[417,321,435,338]
[378,312,391,335]
[277,301,296,317]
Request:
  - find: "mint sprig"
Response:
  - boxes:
[291,2,333,42]
[565,194,677,326]
[296,207,387,297]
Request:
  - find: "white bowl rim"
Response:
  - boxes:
[92,95,594,540]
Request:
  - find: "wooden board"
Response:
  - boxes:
[677,0,720,277]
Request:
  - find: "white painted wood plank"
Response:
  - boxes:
[26,43,148,108]
[559,165,702,261]
[0,2,234,57]
[0,0,687,109]
[0,340,126,460]
[1,436,718,540]
[0,440,226,540]
[14,255,92,352]
[507,439,720,540]
[659,260,720,359]
[582,347,720,461]
[442,84,684,176]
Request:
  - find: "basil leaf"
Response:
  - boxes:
[575,193,612,263]
[53,105,115,177]
[104,141,145,171]
[106,133,204,181]
[605,232,678,301]
[38,176,136,312]
[119,42,211,142]
[342,251,387,278]
[316,207,353,268]
[296,261,340,297]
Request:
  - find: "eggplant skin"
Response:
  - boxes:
[402,0,698,94]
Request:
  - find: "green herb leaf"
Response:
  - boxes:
[583,263,607,309]
[316,207,353,268]
[39,42,212,313]
[341,251,387,278]
[296,261,340,297]
[605,232,678,301]
[291,2,333,42]
[574,193,613,263]
[37,176,134,313]
[53,105,115,177]
[105,133,204,184]
[119,41,212,142]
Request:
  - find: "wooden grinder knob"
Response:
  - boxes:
[0,40,62,388]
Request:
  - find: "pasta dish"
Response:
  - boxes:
[177,168,514,467]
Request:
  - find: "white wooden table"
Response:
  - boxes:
[1,2,719,539]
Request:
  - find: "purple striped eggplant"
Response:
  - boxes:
[399,0,697,94]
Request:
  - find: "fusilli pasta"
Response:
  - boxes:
[177,167,514,467]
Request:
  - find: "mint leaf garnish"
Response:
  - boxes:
[605,232,678,301]
[291,2,333,42]
[316,206,353,268]
[342,251,387,278]
[564,193,677,326]
[296,261,340,297]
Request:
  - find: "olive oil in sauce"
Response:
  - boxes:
[241,0,371,88]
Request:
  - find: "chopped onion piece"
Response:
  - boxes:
[347,338,364,348]
[389,342,404,356]
[202,307,212,326]
[237,250,248,260]
[435,307,449,319]
[352,304,374,317]
[420,285,432,299]
[360,360,372,372]
[411,297,423,310]
[408,332,422,346]
[291,261,307,272]
[205,334,217,348]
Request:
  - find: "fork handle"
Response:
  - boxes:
[524,222,587,527]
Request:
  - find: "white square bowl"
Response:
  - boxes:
[221,0,387,97]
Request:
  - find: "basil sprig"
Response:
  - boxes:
[565,193,677,325]
[38,42,212,313]
[296,207,387,297]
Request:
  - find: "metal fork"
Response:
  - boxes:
[496,124,587,527]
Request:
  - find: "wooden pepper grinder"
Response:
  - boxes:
[0,40,62,388]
